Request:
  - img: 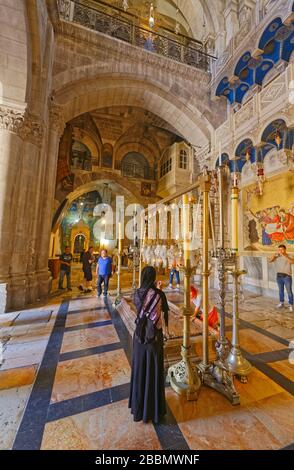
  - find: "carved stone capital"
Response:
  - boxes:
[20,113,44,146]
[49,102,65,136]
[0,106,25,134]
[0,106,45,146]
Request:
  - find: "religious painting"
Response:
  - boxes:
[242,172,294,252]
[101,143,113,168]
[141,182,153,197]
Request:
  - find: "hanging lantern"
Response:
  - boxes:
[149,3,155,28]
[175,5,180,34]
[275,131,281,147]
[122,0,129,11]
[245,148,251,161]
[256,163,266,196]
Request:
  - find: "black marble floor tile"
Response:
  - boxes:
[281,442,294,450]
[252,348,292,363]
[59,342,122,362]
[67,306,105,315]
[244,351,294,396]
[225,312,289,347]
[104,297,190,451]
[104,298,133,365]
[64,319,112,332]
[154,406,190,451]
[47,384,129,422]
[12,301,69,450]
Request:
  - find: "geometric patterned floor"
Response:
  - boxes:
[1,274,294,450]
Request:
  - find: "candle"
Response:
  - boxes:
[118,221,122,253]
[219,141,222,166]
[231,186,239,253]
[182,194,190,263]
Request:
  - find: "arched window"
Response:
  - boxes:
[179,149,188,169]
[71,141,92,171]
[160,149,172,177]
[121,152,151,179]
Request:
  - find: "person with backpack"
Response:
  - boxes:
[129,266,169,424]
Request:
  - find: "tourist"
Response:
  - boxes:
[269,244,294,312]
[79,246,94,293]
[169,258,180,289]
[129,266,169,423]
[58,246,73,291]
[97,249,112,297]
[190,285,218,328]
[79,249,85,263]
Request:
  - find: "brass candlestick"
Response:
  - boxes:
[167,261,201,400]
[226,266,252,382]
[198,169,240,405]
[167,195,201,401]
[215,166,231,361]
[114,221,123,306]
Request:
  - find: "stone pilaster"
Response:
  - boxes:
[0,106,26,311]
[224,0,240,45]
[8,112,45,308]
[35,103,65,300]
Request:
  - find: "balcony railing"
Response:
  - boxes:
[57,0,216,72]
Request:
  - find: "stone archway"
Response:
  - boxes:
[53,75,213,148]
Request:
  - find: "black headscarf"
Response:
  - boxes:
[133,266,169,326]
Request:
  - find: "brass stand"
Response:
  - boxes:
[114,247,122,306]
[167,261,201,400]
[198,169,240,405]
[214,166,230,360]
[132,246,137,292]
[214,248,233,361]
[132,209,138,293]
[226,266,252,383]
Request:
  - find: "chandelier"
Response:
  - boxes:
[149,3,155,28]
[256,162,266,196]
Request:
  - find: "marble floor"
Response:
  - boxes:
[0,270,294,450]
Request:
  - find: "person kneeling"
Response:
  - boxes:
[190,286,219,329]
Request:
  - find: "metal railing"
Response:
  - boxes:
[121,162,152,180]
[57,0,216,72]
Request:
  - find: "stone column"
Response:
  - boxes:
[239,0,255,29]
[35,104,65,300]
[224,0,240,45]
[0,106,26,312]
[8,114,44,308]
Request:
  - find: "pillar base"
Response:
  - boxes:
[167,354,201,401]
[27,273,39,304]
[0,282,8,313]
[36,269,52,300]
[7,274,28,311]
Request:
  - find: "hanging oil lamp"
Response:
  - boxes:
[275,131,281,147]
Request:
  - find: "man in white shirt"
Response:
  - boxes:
[269,244,294,312]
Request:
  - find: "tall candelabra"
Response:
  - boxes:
[167,194,201,400]
[198,168,240,405]
[226,265,252,382]
[115,221,123,305]
[132,208,138,292]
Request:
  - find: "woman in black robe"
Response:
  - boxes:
[129,266,169,423]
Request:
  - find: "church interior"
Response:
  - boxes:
[0,0,294,453]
